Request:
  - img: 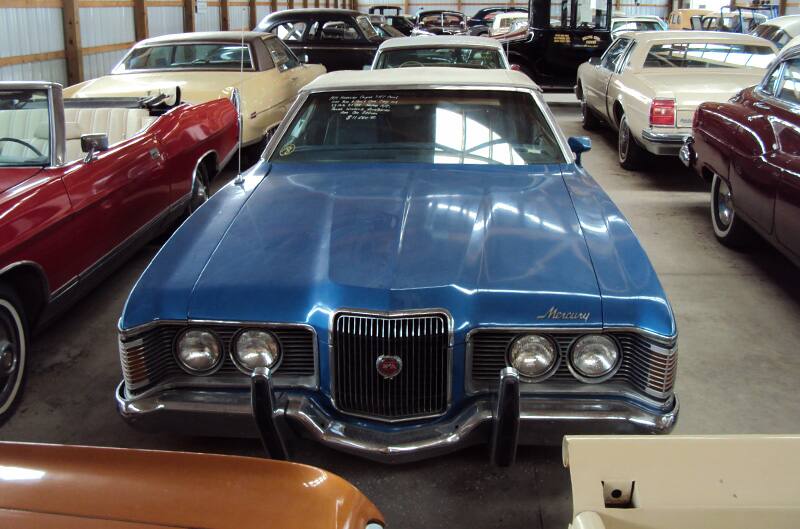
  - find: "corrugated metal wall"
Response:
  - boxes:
[80,1,135,79]
[196,3,221,30]
[0,6,67,83]
[229,3,250,29]
[1,0,703,86]
[148,3,184,36]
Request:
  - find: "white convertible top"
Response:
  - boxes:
[377,35,504,51]
[757,14,800,31]
[301,67,539,92]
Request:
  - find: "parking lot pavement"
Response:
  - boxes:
[4,106,800,529]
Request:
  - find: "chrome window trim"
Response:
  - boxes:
[118,319,319,390]
[262,85,572,163]
[0,81,63,167]
[111,41,259,74]
[756,58,800,113]
[327,307,454,423]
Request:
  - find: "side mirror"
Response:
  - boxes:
[588,56,601,66]
[568,136,591,166]
[81,133,108,162]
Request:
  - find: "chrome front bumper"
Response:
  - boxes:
[116,374,679,464]
[640,129,690,156]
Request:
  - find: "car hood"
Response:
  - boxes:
[63,71,249,104]
[186,163,603,341]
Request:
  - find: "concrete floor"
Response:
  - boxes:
[4,105,800,529]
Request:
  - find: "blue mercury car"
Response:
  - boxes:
[116,68,679,465]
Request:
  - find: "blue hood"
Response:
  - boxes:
[183,163,602,342]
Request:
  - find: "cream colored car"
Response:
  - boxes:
[564,435,800,529]
[575,31,776,169]
[63,32,326,147]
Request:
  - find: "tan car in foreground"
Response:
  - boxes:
[564,434,800,529]
[575,31,776,169]
[0,442,384,529]
[64,32,326,147]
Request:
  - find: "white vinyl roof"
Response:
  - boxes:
[758,14,800,32]
[377,35,504,51]
[624,30,777,46]
[301,66,539,92]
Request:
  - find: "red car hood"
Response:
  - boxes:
[0,167,43,194]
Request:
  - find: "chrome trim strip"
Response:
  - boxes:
[327,308,454,423]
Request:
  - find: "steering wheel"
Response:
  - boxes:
[399,61,425,68]
[0,137,43,157]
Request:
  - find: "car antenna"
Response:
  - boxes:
[234,15,246,186]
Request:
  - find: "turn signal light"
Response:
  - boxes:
[649,99,676,127]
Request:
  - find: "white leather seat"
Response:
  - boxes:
[64,107,152,147]
[0,106,154,164]
[0,108,50,159]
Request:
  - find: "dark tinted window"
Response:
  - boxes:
[272,90,564,165]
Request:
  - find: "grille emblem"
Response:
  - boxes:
[375,355,402,379]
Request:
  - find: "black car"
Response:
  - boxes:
[412,10,468,35]
[255,9,386,71]
[505,0,612,91]
[467,6,528,36]
[368,5,414,35]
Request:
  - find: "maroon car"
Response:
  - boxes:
[682,47,800,265]
[0,82,238,424]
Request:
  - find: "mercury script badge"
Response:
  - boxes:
[536,306,591,323]
[375,355,402,379]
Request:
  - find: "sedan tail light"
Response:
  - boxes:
[650,99,676,127]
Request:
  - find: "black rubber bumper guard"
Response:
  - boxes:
[250,365,522,466]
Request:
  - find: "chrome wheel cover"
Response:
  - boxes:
[618,119,629,162]
[0,306,20,411]
[716,178,733,228]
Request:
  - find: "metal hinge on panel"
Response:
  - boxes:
[602,480,635,508]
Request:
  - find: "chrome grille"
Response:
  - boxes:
[119,323,316,394]
[332,311,450,421]
[469,330,677,400]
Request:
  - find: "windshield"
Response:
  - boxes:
[375,48,505,69]
[612,20,664,32]
[642,42,775,69]
[271,90,564,165]
[0,89,50,167]
[117,43,253,71]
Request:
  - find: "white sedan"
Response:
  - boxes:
[575,31,776,169]
[371,35,510,69]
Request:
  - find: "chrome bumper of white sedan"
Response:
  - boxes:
[641,129,690,156]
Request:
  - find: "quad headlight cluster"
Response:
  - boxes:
[176,328,281,375]
[508,333,620,383]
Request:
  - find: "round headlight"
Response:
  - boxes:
[508,334,557,380]
[234,330,280,371]
[570,334,620,380]
[176,329,221,374]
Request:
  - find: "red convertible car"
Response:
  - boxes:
[0,81,238,423]
[682,47,800,265]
